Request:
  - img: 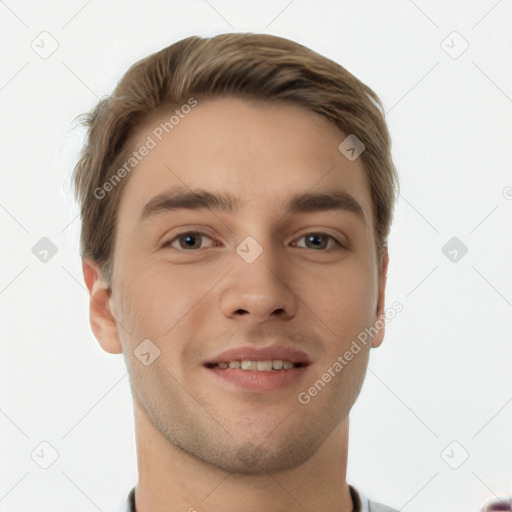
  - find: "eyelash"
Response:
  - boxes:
[161,230,347,252]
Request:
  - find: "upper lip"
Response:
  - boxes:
[203,345,312,366]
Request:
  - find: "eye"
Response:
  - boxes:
[291,232,346,251]
[161,231,216,250]
[161,230,346,252]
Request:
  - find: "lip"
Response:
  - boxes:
[202,344,312,392]
[203,345,312,366]
[204,365,309,392]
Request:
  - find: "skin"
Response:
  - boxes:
[83,97,389,512]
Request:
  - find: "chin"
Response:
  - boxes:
[210,440,316,476]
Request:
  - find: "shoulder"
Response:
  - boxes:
[113,486,136,512]
[350,484,399,512]
[368,500,400,512]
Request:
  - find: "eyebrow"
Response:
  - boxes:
[139,186,366,224]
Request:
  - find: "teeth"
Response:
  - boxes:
[241,360,257,370]
[215,360,298,371]
[257,360,273,371]
[272,360,283,370]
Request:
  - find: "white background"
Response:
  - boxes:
[1,1,511,511]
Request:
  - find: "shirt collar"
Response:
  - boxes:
[127,484,369,511]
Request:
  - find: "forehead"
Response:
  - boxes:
[117,97,373,229]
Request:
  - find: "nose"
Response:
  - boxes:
[219,238,299,323]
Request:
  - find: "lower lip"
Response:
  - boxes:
[204,366,308,392]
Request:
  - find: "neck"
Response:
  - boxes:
[132,400,354,512]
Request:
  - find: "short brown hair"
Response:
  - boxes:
[71,32,399,288]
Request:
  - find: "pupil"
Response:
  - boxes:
[182,234,200,249]
[307,234,325,249]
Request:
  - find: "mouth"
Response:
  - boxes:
[204,360,307,371]
[203,345,312,392]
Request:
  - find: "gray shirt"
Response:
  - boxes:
[115,484,400,511]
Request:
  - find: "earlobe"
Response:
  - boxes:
[371,249,389,349]
[82,259,123,354]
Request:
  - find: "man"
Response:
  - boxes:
[72,32,400,512]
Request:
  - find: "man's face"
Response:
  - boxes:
[107,97,387,474]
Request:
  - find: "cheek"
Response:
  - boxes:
[116,258,219,341]
[299,261,376,350]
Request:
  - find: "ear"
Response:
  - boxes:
[371,248,389,349]
[82,259,123,354]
